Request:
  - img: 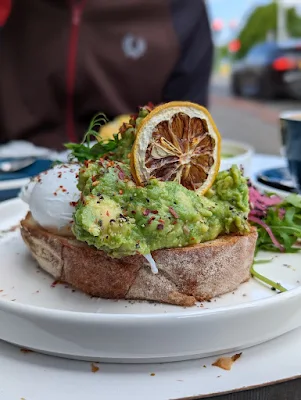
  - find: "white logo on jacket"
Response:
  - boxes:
[122,34,147,59]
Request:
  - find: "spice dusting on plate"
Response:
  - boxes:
[212,352,242,371]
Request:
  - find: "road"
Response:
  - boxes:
[209,75,301,155]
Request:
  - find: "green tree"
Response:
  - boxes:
[235,2,301,60]
[218,45,229,59]
[236,2,277,59]
[287,7,301,37]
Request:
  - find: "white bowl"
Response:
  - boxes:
[220,139,254,178]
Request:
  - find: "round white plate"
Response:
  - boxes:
[1,327,301,400]
[1,199,301,363]
[0,177,29,191]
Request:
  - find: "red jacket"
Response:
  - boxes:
[0,0,213,149]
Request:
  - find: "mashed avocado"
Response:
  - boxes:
[73,160,250,258]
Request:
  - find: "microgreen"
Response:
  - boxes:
[64,113,121,162]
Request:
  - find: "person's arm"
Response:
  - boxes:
[163,0,213,107]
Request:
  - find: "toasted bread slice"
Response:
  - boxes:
[20,212,257,307]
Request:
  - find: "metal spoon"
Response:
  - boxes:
[0,157,36,173]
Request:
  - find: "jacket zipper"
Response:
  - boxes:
[66,0,87,142]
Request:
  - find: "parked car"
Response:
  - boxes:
[230,39,301,100]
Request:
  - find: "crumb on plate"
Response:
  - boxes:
[212,353,242,371]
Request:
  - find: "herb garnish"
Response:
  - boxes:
[251,259,288,293]
[65,113,121,162]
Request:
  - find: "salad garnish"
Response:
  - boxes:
[249,183,301,254]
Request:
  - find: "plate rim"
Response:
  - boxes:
[0,177,29,190]
[253,179,291,197]
[1,198,301,322]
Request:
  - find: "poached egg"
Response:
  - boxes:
[20,164,80,233]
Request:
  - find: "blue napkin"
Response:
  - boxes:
[0,159,52,181]
[0,159,53,201]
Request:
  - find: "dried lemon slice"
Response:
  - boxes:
[131,101,221,195]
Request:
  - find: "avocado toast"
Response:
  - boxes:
[20,102,257,306]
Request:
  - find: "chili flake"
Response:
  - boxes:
[169,206,179,219]
[20,348,33,354]
[157,224,164,231]
[118,170,125,180]
[143,209,151,216]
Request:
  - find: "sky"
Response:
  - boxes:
[207,0,273,43]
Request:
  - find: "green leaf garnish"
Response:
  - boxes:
[64,113,121,162]
[255,193,301,254]
[251,262,288,293]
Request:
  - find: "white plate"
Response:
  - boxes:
[0,177,29,191]
[253,179,293,197]
[1,328,301,400]
[1,199,301,363]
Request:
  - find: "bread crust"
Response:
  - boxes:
[20,212,257,306]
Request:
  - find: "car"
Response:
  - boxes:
[230,39,301,100]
